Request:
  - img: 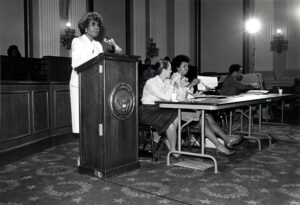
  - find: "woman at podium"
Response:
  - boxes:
[70,12,121,137]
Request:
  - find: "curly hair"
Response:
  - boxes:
[171,55,190,72]
[78,12,103,35]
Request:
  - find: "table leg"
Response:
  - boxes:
[281,100,284,124]
[178,109,182,152]
[229,111,233,136]
[167,108,181,166]
[262,100,289,126]
[167,109,218,173]
[201,110,205,155]
[236,105,273,150]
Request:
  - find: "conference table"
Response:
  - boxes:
[157,93,296,173]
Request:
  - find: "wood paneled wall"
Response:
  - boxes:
[0,82,71,153]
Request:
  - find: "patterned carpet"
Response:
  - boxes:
[1,125,300,205]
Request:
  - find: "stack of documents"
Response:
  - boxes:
[247,90,269,94]
[197,76,218,91]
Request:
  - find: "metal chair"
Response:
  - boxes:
[138,124,165,161]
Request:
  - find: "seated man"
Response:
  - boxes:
[220,64,260,132]
[171,55,241,155]
[139,59,181,159]
[220,64,258,96]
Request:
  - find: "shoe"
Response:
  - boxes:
[216,146,236,156]
[190,135,200,147]
[170,154,185,162]
[225,135,243,148]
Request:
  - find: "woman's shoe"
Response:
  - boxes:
[225,135,243,148]
[216,146,236,156]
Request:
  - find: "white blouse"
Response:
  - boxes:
[141,75,174,105]
[70,34,103,87]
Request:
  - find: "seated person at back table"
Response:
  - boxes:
[220,64,261,132]
[139,59,181,159]
[171,55,242,155]
[7,45,21,57]
[220,64,259,96]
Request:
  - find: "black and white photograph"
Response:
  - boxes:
[1,0,300,204]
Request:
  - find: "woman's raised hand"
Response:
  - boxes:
[171,73,181,82]
[104,37,122,54]
[190,78,200,87]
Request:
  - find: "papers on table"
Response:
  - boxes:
[192,94,226,99]
[197,76,218,91]
[247,90,269,94]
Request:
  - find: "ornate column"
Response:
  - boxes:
[174,0,190,57]
[69,0,86,36]
[253,0,274,72]
[132,0,147,61]
[150,0,167,62]
[38,0,60,57]
[286,0,300,71]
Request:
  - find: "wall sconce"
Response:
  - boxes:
[270,29,288,54]
[61,22,77,50]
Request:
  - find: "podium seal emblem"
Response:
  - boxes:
[110,83,135,120]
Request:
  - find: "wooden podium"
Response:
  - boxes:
[75,53,140,178]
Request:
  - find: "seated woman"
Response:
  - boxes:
[171,55,241,155]
[139,59,181,159]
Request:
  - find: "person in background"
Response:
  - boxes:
[138,58,156,101]
[139,59,182,160]
[144,58,152,65]
[220,64,259,96]
[70,12,120,138]
[164,56,170,62]
[220,64,260,133]
[7,45,21,57]
[171,55,241,155]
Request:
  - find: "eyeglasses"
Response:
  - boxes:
[89,21,100,27]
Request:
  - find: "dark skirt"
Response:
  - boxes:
[139,104,177,135]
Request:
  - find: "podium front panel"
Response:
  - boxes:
[103,59,138,169]
[78,55,139,177]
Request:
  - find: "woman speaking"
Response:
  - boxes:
[70,12,121,137]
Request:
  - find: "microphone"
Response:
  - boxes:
[103,37,114,46]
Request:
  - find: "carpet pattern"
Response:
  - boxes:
[0,125,300,205]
